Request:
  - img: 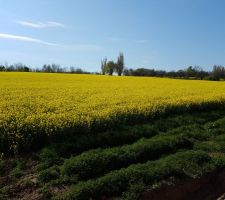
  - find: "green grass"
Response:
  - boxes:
[61,134,193,182]
[2,109,225,200]
[42,109,225,157]
[10,159,26,178]
[58,150,225,200]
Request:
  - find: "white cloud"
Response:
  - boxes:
[0,33,103,51]
[0,33,57,46]
[16,20,65,29]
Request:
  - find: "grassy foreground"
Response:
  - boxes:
[1,109,225,199]
[1,72,225,154]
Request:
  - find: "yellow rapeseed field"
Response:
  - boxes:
[1,72,225,153]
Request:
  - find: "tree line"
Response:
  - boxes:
[100,54,225,81]
[0,63,91,74]
[2,54,225,81]
[123,65,225,81]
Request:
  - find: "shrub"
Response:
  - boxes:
[52,124,158,156]
[60,150,225,200]
[62,135,193,181]
[10,159,25,178]
[37,148,62,171]
[38,166,60,182]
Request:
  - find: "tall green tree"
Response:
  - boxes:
[212,65,225,81]
[116,53,124,76]
[106,61,116,75]
[101,57,107,75]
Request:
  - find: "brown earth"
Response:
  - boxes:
[1,158,225,200]
[143,170,225,200]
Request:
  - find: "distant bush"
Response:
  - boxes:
[122,65,225,81]
[0,63,30,72]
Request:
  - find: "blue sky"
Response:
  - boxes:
[1,0,225,72]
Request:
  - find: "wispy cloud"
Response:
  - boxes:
[0,33,103,51]
[0,33,57,46]
[16,20,65,29]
